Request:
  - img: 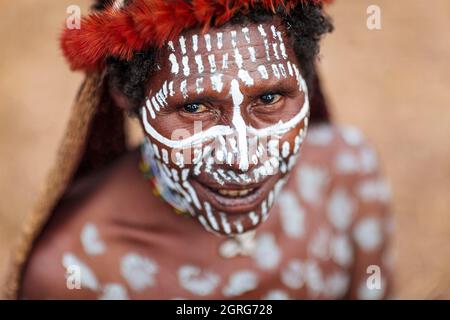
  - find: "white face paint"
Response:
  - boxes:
[140,24,310,236]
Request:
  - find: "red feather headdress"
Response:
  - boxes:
[61,0,332,71]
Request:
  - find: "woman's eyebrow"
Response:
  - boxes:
[245,78,299,99]
[165,90,231,106]
[159,74,300,106]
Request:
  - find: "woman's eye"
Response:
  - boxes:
[258,93,282,105]
[183,103,207,113]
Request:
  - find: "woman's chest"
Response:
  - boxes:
[102,203,353,300]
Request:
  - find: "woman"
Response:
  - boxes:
[5,0,393,299]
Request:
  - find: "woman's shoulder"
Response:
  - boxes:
[19,149,149,299]
[303,122,383,178]
[295,122,392,214]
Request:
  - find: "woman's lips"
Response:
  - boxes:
[190,174,278,214]
[217,188,255,197]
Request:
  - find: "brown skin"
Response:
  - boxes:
[20,21,392,299]
[137,21,308,234]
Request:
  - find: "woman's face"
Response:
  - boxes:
[139,20,309,236]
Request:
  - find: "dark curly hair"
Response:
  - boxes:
[94,0,334,122]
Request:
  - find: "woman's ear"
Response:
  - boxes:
[109,84,134,112]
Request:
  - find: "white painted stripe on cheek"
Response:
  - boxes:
[142,107,235,149]
[182,181,202,210]
[220,213,232,234]
[151,96,160,112]
[171,169,180,181]
[249,211,259,226]
[234,221,244,234]
[169,54,179,75]
[168,81,175,96]
[282,141,290,158]
[152,143,160,159]
[157,90,166,107]
[175,151,185,168]
[205,202,220,231]
[163,81,168,97]
[195,54,204,74]
[162,148,169,164]
[261,200,268,221]
[198,215,213,232]
[146,99,156,119]
[230,79,249,171]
